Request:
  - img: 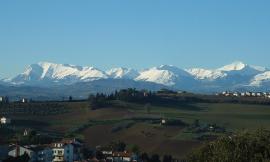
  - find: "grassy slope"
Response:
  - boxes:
[142,103,270,130]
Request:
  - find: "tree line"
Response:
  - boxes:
[88,88,270,111]
[88,88,156,110]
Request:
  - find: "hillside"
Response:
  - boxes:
[2,93,270,159]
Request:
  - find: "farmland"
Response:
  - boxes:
[2,93,270,159]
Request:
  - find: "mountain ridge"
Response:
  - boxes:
[1,61,270,94]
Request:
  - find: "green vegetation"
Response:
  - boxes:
[188,129,270,162]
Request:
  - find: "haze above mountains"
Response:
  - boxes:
[1,61,270,100]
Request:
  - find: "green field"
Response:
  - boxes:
[139,102,270,130]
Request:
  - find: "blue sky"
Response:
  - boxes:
[0,0,270,78]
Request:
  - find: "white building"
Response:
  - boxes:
[52,143,74,162]
[22,98,28,103]
[245,92,251,96]
[0,97,3,102]
[8,145,35,161]
[8,145,52,162]
[0,117,11,124]
[8,139,82,162]
[161,119,166,125]
[52,139,82,162]
[23,129,31,136]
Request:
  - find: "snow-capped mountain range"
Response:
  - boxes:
[1,61,270,94]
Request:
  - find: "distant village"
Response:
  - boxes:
[217,91,270,98]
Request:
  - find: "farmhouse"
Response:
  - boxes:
[0,117,11,124]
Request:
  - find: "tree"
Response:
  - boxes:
[187,129,270,162]
[88,94,98,110]
[82,148,94,159]
[140,153,150,162]
[95,151,104,160]
[145,103,151,114]
[4,96,9,104]
[69,96,73,101]
[163,155,173,162]
[131,145,140,154]
[88,93,110,110]
[150,154,160,162]
[3,152,30,162]
[193,119,200,127]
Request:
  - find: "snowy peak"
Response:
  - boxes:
[4,61,270,91]
[106,67,139,79]
[218,61,266,73]
[157,65,191,77]
[11,62,108,85]
[136,67,177,86]
[218,61,247,71]
[186,68,226,80]
[12,64,44,83]
[249,65,267,72]
[37,62,108,81]
[136,65,194,86]
[250,71,270,86]
[186,61,267,81]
